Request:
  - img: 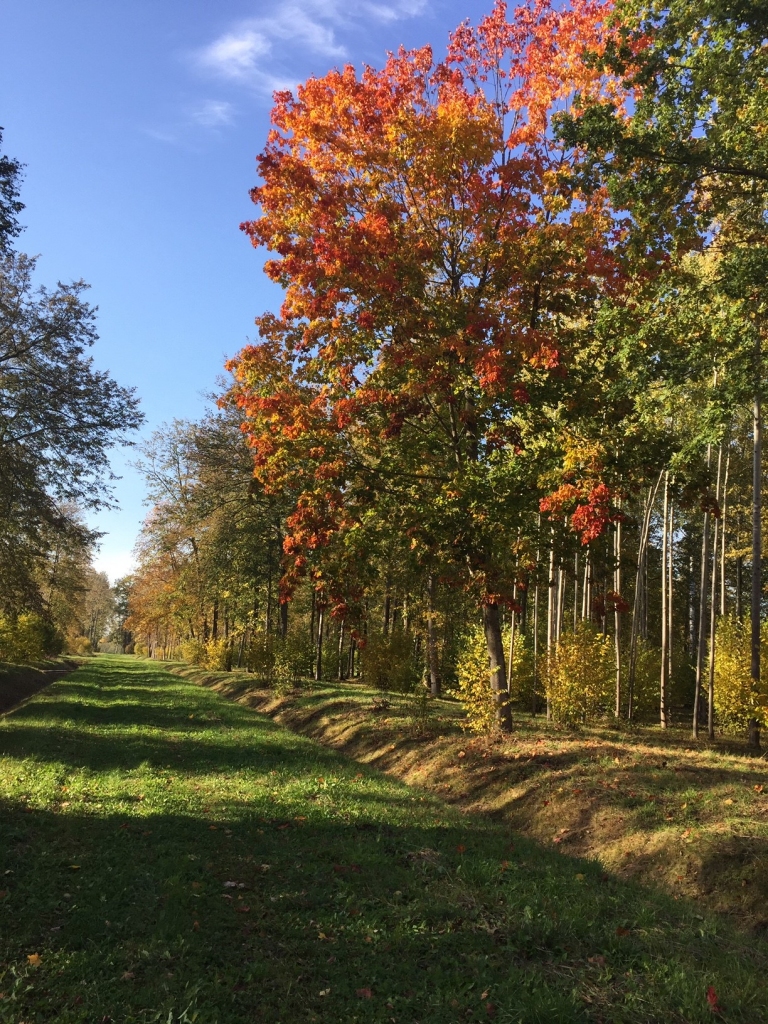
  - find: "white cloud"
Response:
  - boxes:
[199,28,272,81]
[195,0,430,94]
[191,99,235,128]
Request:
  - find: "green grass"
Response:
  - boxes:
[1,656,767,1023]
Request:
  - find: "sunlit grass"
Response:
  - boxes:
[1,655,767,1023]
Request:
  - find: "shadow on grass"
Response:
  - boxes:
[1,656,768,1023]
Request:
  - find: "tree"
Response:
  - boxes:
[0,133,144,616]
[226,0,623,730]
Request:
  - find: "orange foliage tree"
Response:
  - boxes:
[226,0,624,729]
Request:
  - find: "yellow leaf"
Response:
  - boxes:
[27,953,41,966]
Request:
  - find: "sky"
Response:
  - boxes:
[1,0,490,582]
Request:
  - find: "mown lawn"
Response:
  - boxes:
[1,656,767,1023]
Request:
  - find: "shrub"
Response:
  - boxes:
[0,613,61,663]
[504,629,538,710]
[67,635,93,656]
[714,615,768,730]
[360,629,419,693]
[179,638,207,666]
[546,624,614,724]
[457,624,498,733]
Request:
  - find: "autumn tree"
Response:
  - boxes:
[226,0,626,730]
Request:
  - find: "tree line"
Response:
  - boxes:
[0,132,142,659]
[126,0,768,746]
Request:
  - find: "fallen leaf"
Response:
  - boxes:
[234,906,250,913]
[706,985,723,1013]
[480,990,490,1000]
[723,798,734,806]
[458,751,466,759]
[616,926,630,937]
[319,988,330,997]
[754,785,764,793]
[27,953,41,966]
[588,955,606,967]
[209,825,218,831]
[485,1002,497,1018]
[356,988,373,999]
[121,971,135,981]
[575,873,585,881]
[192,921,200,931]
[69,865,81,871]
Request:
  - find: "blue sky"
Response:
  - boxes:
[2,0,489,581]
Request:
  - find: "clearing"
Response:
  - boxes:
[1,655,767,1023]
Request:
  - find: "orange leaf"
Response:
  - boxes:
[27,953,41,966]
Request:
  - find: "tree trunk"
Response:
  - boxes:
[668,497,674,687]
[507,581,517,693]
[315,604,325,681]
[614,517,622,718]
[427,575,441,697]
[337,619,346,680]
[693,446,712,740]
[383,594,391,636]
[212,600,219,642]
[708,446,723,740]
[482,601,512,732]
[280,600,288,639]
[736,556,744,619]
[720,454,730,616]
[660,472,669,729]
[750,374,762,750]
[573,551,579,632]
[546,538,555,720]
[628,474,663,719]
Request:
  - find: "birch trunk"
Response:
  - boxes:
[628,473,663,719]
[614,518,622,718]
[750,374,762,750]
[720,454,729,616]
[660,472,669,728]
[693,446,712,740]
[708,447,723,740]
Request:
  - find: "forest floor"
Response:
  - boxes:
[2,656,768,1024]
[172,666,768,933]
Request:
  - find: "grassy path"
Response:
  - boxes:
[1,657,767,1023]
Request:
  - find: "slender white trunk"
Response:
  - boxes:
[614,517,622,718]
[720,453,730,616]
[693,446,712,739]
[660,472,669,728]
[708,446,723,740]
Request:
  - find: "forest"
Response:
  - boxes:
[4,2,768,1021]
[122,0,768,749]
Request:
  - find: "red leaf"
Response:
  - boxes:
[615,926,630,937]
[706,986,723,1013]
[485,1002,497,1017]
[356,988,373,999]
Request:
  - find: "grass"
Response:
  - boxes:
[1,657,767,1023]
[173,665,768,927]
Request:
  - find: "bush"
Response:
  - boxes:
[0,613,62,662]
[360,629,419,693]
[504,629,538,710]
[67,635,93,656]
[546,624,614,724]
[244,630,314,689]
[714,615,768,730]
[457,625,498,733]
